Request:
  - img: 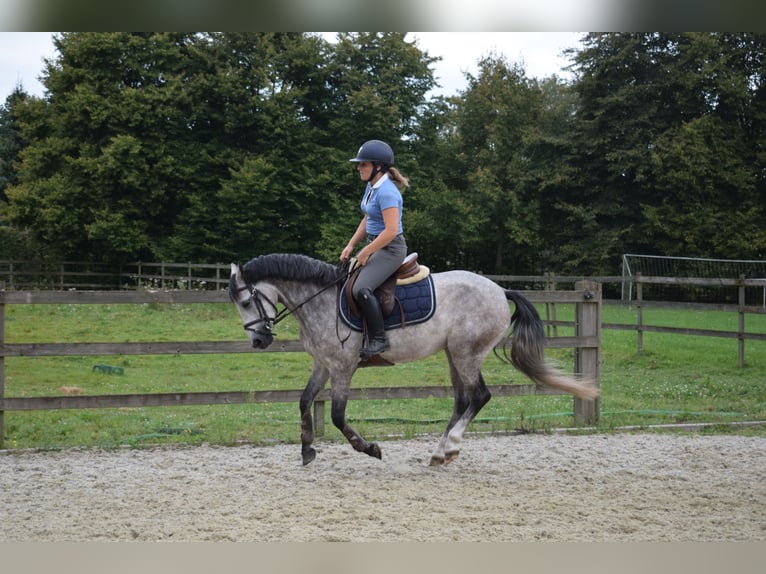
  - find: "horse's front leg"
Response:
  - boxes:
[331,389,382,460]
[299,361,329,465]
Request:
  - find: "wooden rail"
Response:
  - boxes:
[494,273,766,367]
[618,273,765,368]
[0,282,602,448]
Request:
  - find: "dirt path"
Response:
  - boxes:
[2,433,765,542]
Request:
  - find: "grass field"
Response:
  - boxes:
[2,299,765,449]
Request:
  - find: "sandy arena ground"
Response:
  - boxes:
[2,433,765,542]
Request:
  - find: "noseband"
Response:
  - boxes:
[230,284,285,338]
[246,287,281,335]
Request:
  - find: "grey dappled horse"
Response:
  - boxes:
[229,253,598,466]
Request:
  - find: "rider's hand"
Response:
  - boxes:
[357,249,371,266]
[340,245,354,261]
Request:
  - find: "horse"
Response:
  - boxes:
[228,253,599,466]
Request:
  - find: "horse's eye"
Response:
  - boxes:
[241,299,251,308]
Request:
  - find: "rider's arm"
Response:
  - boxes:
[341,216,368,261]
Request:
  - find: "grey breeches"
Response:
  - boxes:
[352,234,407,299]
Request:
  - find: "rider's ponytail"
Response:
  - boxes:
[387,167,409,191]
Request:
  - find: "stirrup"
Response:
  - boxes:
[360,337,390,358]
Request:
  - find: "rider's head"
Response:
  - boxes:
[349,139,394,182]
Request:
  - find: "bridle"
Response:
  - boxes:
[232,261,355,340]
[231,285,285,338]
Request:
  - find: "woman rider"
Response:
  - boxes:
[341,140,409,359]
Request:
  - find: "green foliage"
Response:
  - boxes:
[446,56,549,273]
[1,32,765,273]
[558,32,766,272]
[1,32,436,265]
[0,88,27,195]
[405,55,567,274]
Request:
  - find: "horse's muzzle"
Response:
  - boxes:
[249,331,274,349]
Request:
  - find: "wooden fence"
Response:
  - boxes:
[1,258,763,362]
[612,274,766,368]
[2,257,764,304]
[0,281,601,448]
[490,273,766,367]
[0,260,228,291]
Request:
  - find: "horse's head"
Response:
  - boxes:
[229,262,278,349]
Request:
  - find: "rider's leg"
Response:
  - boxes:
[355,287,390,357]
[352,235,406,358]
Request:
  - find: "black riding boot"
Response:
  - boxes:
[356,287,390,358]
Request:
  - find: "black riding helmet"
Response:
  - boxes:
[349,139,394,181]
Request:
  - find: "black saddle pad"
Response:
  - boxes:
[339,275,436,332]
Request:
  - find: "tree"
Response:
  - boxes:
[0,86,28,197]
[642,33,766,258]
[0,85,47,259]
[5,33,206,261]
[561,33,766,272]
[3,32,439,266]
[555,33,683,273]
[430,54,549,273]
[163,32,335,262]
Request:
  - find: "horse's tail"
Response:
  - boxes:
[503,290,600,401]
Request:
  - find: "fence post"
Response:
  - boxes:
[1,300,5,448]
[544,272,558,338]
[574,280,601,425]
[738,274,745,369]
[636,272,644,353]
[313,400,325,437]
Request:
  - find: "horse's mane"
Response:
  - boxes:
[241,253,342,286]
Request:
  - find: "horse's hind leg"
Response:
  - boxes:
[430,375,491,466]
[299,360,329,465]
[430,387,470,466]
[430,351,491,466]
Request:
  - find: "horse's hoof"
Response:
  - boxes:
[444,450,460,464]
[364,442,382,460]
[302,447,317,466]
[429,455,445,466]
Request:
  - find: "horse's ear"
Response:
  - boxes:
[230,262,240,277]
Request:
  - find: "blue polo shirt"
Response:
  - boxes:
[361,174,403,236]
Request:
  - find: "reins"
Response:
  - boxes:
[243,260,358,344]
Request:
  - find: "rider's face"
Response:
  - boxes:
[356,161,373,180]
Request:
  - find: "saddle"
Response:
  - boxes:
[344,252,429,319]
